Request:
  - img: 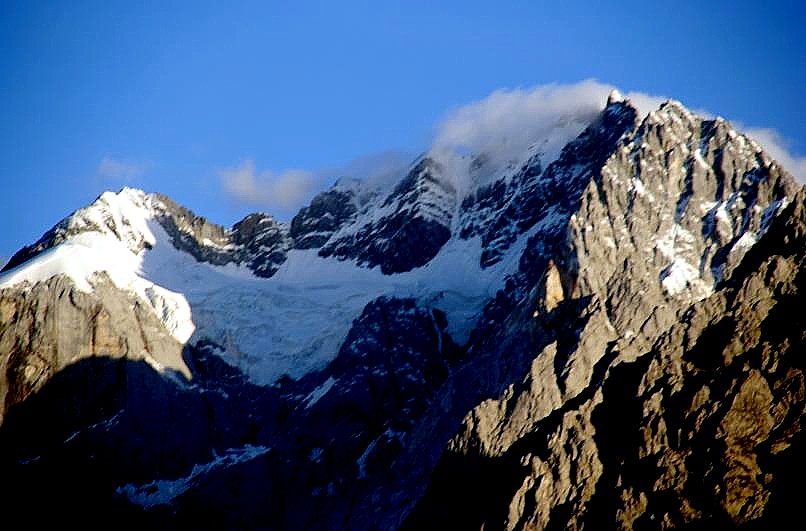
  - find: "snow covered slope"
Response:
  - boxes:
[0,187,530,385]
[0,190,195,343]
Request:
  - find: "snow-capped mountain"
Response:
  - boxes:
[0,92,803,529]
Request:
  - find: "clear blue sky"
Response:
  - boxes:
[1,1,804,259]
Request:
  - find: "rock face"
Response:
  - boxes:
[407,191,806,530]
[290,188,359,249]
[0,275,189,424]
[0,94,804,529]
[319,157,456,274]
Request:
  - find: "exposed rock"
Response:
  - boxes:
[320,158,456,274]
[408,190,806,529]
[290,188,359,249]
[155,194,290,277]
[0,274,189,422]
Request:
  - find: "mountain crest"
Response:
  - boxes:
[0,93,803,529]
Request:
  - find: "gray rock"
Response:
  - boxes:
[290,188,359,249]
[320,157,456,274]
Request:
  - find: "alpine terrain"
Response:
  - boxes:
[1,91,804,529]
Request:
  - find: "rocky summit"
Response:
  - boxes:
[0,93,803,529]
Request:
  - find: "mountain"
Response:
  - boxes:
[0,92,803,529]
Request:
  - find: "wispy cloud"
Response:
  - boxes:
[219,151,412,215]
[431,80,673,157]
[323,150,413,189]
[740,127,806,182]
[220,160,319,212]
[219,81,805,216]
[433,80,605,159]
[428,80,673,192]
[97,155,145,182]
[220,81,671,212]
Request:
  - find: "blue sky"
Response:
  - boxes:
[1,1,804,260]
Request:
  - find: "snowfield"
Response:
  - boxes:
[0,188,529,385]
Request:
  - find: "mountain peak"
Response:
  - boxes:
[1,89,804,529]
[606,88,625,105]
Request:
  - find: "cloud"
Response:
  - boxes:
[219,80,805,219]
[220,150,414,215]
[324,150,413,190]
[220,160,319,213]
[740,127,806,182]
[622,91,669,118]
[97,156,145,182]
[220,82,674,213]
[428,80,673,193]
[433,80,606,162]
[431,80,674,158]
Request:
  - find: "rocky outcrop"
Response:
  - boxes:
[290,188,359,249]
[320,158,456,274]
[406,191,806,529]
[155,194,291,278]
[0,275,189,423]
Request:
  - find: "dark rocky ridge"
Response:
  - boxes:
[290,188,359,249]
[148,194,290,278]
[319,157,457,274]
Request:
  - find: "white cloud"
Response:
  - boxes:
[220,82,674,212]
[428,80,673,194]
[431,80,675,159]
[219,80,805,218]
[740,127,806,183]
[433,80,606,163]
[220,151,414,215]
[220,160,319,212]
[97,155,144,182]
[622,91,669,118]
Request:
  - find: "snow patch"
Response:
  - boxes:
[630,177,652,201]
[304,377,337,408]
[660,258,702,296]
[733,231,757,250]
[693,149,710,169]
[118,444,270,508]
[654,224,712,300]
